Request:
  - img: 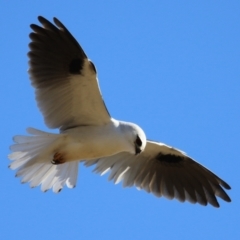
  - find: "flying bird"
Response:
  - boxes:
[8,16,231,207]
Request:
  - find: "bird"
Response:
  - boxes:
[8,16,231,208]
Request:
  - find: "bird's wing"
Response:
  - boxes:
[28,16,111,130]
[84,140,231,207]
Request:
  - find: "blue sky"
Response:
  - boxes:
[1,1,239,239]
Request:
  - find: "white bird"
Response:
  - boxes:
[8,16,231,207]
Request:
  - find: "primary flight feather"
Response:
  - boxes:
[8,16,231,207]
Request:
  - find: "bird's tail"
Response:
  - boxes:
[8,127,78,193]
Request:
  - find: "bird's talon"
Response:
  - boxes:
[52,152,65,165]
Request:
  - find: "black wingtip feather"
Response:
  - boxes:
[53,17,64,29]
[38,16,44,21]
[38,16,47,24]
[220,180,231,190]
[214,203,220,208]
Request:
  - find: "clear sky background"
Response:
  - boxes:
[1,1,239,239]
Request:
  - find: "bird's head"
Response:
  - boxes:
[120,122,147,155]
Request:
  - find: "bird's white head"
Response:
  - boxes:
[119,121,147,155]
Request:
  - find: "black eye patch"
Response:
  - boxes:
[136,135,142,147]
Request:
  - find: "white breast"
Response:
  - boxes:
[61,120,133,162]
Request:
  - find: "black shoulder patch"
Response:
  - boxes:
[156,153,184,164]
[69,58,84,74]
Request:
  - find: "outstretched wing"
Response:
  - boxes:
[28,16,110,130]
[84,140,231,207]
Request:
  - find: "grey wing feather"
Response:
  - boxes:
[84,140,231,207]
[28,16,110,130]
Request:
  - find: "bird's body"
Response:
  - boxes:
[8,16,231,207]
[50,119,143,162]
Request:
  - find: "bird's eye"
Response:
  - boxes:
[136,135,142,147]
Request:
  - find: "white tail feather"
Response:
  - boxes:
[8,128,79,192]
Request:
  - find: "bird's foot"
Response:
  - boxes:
[51,152,65,165]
